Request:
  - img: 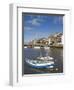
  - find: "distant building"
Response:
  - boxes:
[27,32,63,47]
[47,37,51,45]
[48,33,63,46]
[36,38,48,45]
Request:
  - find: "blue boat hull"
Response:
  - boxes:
[26,62,54,69]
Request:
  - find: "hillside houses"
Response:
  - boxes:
[48,33,63,46]
[27,33,63,47]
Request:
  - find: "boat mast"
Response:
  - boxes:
[40,47,42,57]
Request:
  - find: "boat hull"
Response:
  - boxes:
[25,58,54,69]
[28,64,54,69]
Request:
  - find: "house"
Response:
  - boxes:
[28,32,63,47]
[48,33,63,46]
[36,38,48,45]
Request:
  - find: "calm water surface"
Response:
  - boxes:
[24,47,63,74]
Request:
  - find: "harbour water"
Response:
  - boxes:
[24,47,63,74]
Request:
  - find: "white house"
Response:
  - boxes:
[47,38,51,45]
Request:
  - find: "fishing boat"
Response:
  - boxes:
[25,48,54,68]
[25,57,54,68]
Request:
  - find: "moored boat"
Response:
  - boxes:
[25,56,54,68]
[25,47,55,69]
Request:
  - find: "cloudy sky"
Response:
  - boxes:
[23,13,63,43]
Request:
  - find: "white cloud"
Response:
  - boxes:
[27,18,40,26]
[31,18,40,26]
[26,15,45,26]
[24,26,32,30]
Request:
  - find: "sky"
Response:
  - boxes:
[23,13,63,44]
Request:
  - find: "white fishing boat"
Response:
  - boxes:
[25,57,54,68]
[25,48,54,68]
